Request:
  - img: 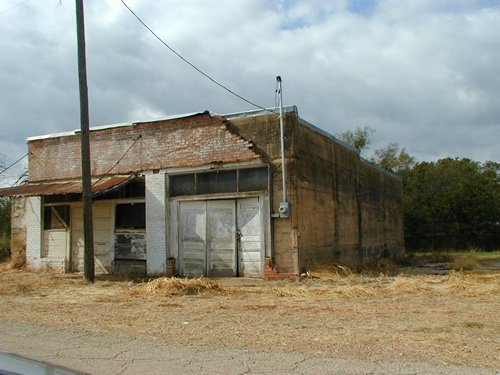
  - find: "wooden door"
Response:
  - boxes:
[71,203,113,274]
[179,201,207,277]
[237,198,262,277]
[207,200,236,277]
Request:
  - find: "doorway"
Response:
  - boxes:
[178,197,263,277]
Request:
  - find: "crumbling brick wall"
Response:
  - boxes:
[28,113,260,182]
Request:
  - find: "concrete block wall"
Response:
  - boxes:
[25,196,42,270]
[145,173,167,275]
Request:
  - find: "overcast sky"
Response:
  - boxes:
[0,0,499,186]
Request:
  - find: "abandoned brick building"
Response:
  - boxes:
[0,106,404,278]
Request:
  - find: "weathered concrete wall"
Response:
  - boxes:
[358,160,405,262]
[28,114,260,182]
[291,117,404,272]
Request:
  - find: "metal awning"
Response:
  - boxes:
[0,176,135,197]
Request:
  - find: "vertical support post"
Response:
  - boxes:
[75,0,94,282]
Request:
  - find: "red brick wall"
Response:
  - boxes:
[28,114,261,182]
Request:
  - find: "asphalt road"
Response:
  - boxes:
[0,322,496,375]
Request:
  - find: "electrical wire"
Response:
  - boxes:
[13,170,28,186]
[0,153,27,175]
[0,0,30,16]
[119,0,275,113]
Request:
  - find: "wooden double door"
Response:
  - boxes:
[179,197,263,277]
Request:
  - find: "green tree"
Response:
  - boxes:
[404,158,499,250]
[337,126,375,154]
[370,142,415,178]
[0,154,11,260]
[0,197,10,259]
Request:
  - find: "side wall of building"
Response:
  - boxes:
[358,160,405,261]
[293,120,404,272]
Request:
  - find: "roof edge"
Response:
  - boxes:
[218,105,297,120]
[27,111,208,142]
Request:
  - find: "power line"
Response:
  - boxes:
[0,154,27,175]
[0,0,31,16]
[119,0,273,112]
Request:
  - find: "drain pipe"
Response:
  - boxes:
[276,76,290,218]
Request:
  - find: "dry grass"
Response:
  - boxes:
[273,286,310,297]
[450,256,482,271]
[131,277,224,297]
[306,264,354,280]
[0,264,499,369]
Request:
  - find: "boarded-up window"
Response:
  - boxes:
[115,203,145,229]
[43,205,70,230]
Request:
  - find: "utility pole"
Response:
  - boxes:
[75,0,94,283]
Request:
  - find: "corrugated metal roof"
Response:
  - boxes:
[0,176,134,197]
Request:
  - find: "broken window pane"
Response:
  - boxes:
[115,203,145,229]
[198,170,237,194]
[239,167,268,192]
[43,205,70,230]
[170,174,196,196]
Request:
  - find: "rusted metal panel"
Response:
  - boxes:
[0,176,133,197]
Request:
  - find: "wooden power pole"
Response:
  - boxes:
[75,0,95,283]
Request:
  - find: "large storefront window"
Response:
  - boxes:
[170,167,268,197]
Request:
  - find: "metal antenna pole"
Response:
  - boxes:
[75,0,94,282]
[276,76,289,218]
[277,77,286,202]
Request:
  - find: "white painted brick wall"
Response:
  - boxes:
[25,196,42,270]
[146,174,167,275]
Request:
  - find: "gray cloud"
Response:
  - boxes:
[0,0,499,186]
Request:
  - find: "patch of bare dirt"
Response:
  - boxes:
[0,264,498,370]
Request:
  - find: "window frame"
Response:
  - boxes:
[169,166,268,197]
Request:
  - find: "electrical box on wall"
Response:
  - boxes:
[279,202,290,218]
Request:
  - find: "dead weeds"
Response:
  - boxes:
[131,277,225,297]
[0,263,499,369]
[450,256,482,271]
